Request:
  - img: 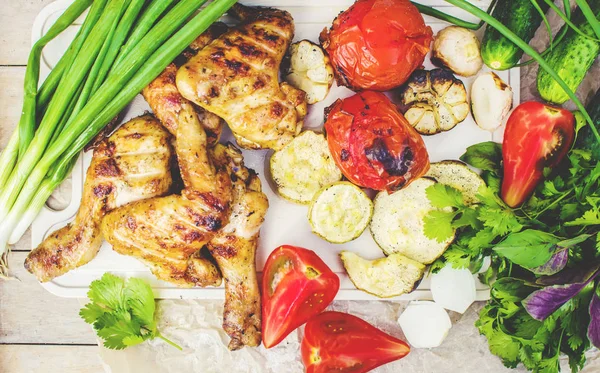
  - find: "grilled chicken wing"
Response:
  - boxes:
[101,102,230,287]
[176,4,307,150]
[208,145,268,350]
[25,116,173,282]
[143,23,228,146]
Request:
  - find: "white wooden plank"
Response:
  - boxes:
[0,67,24,150]
[0,345,103,373]
[0,252,97,344]
[0,0,56,65]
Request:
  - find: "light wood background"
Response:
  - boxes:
[0,1,103,372]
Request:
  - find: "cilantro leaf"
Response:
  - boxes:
[423,210,456,243]
[479,207,522,236]
[425,183,465,209]
[80,273,181,351]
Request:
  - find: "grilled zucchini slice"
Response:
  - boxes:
[370,177,455,264]
[309,182,373,243]
[340,251,425,298]
[425,161,485,205]
[270,131,342,204]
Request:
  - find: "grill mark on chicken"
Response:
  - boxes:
[25,116,174,282]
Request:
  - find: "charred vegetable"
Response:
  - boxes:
[370,177,455,264]
[340,251,425,298]
[309,182,373,244]
[285,40,334,104]
[325,91,429,192]
[320,0,433,91]
[501,102,575,208]
[425,160,485,205]
[400,69,469,135]
[470,72,513,132]
[270,131,342,204]
[432,26,483,77]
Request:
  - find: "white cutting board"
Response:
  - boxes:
[31,0,518,299]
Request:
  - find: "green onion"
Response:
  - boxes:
[16,0,93,159]
[411,0,497,30]
[0,0,126,222]
[545,0,600,41]
[575,0,600,39]
[37,0,108,115]
[529,0,553,47]
[0,0,92,190]
[0,0,237,263]
[444,0,600,146]
[113,0,177,69]
[93,0,147,92]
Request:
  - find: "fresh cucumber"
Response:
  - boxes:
[481,0,550,70]
[575,89,600,161]
[537,3,600,105]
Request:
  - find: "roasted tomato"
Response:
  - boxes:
[320,0,433,91]
[262,245,339,348]
[502,101,575,207]
[301,311,410,373]
[325,91,429,191]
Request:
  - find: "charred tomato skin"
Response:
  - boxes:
[301,311,410,373]
[261,245,340,349]
[320,0,433,91]
[501,101,575,208]
[325,91,430,191]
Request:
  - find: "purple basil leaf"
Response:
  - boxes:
[588,287,600,349]
[523,267,600,321]
[536,263,600,286]
[531,249,568,276]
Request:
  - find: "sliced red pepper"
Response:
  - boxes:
[261,245,339,348]
[501,101,575,207]
[301,311,410,373]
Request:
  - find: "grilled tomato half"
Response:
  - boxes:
[320,0,433,91]
[325,91,430,192]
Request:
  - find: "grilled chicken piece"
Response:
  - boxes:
[101,103,230,287]
[176,4,307,151]
[25,116,173,282]
[143,23,228,147]
[208,145,268,350]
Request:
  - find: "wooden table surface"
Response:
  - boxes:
[0,1,103,372]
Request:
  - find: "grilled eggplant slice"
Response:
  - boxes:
[370,177,455,264]
[340,251,425,298]
[400,69,469,135]
[425,161,485,205]
[285,40,335,104]
[270,131,342,204]
[309,182,373,243]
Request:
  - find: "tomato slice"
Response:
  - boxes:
[501,102,575,207]
[325,91,429,191]
[261,245,340,348]
[301,311,410,373]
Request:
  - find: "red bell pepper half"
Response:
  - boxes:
[301,311,410,373]
[501,101,575,208]
[261,245,339,348]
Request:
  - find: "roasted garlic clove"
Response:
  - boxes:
[400,69,469,135]
[471,72,513,132]
[285,40,334,104]
[432,26,483,77]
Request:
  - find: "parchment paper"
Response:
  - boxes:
[90,2,600,372]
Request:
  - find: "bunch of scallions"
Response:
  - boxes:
[0,0,237,277]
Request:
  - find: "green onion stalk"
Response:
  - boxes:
[37,0,108,118]
[575,0,600,39]
[0,0,127,224]
[442,0,600,145]
[411,0,497,30]
[0,0,238,275]
[9,0,137,245]
[112,0,177,72]
[0,0,92,190]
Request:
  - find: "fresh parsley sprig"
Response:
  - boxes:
[80,273,181,350]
